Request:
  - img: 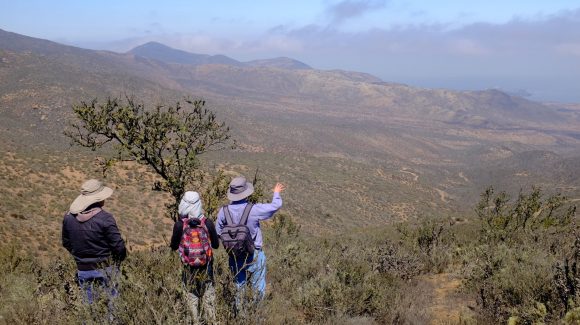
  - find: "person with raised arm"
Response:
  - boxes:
[216,176,285,300]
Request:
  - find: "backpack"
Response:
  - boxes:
[178,216,212,267]
[220,204,255,257]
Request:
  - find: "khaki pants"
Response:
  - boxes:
[185,283,216,324]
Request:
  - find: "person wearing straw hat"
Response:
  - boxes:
[216,176,285,300]
[62,179,126,304]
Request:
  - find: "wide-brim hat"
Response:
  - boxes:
[69,179,113,214]
[227,176,254,201]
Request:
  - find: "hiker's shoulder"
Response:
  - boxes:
[63,212,75,224]
[94,209,115,221]
[204,217,216,227]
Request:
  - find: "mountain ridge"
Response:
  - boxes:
[1,28,578,153]
[127,41,313,70]
[1,28,580,225]
[128,41,244,66]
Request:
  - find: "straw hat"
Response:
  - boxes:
[69,179,113,214]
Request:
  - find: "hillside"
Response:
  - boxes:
[1,28,580,232]
[246,57,312,69]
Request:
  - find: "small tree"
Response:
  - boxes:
[65,96,234,220]
[475,186,575,243]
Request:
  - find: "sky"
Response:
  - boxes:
[2,0,580,102]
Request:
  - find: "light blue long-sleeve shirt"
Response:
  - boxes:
[216,192,282,249]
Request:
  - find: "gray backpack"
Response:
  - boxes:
[220,204,255,257]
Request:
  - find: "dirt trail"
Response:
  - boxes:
[421,273,475,324]
[458,172,470,183]
[435,188,449,203]
[400,168,419,182]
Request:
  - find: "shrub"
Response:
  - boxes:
[0,216,427,324]
[465,187,578,323]
[396,218,456,274]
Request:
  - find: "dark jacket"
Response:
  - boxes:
[170,217,219,251]
[62,209,127,271]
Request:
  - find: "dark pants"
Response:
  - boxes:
[77,266,119,304]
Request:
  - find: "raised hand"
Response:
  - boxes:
[273,183,286,193]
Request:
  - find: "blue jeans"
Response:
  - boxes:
[229,250,267,300]
[77,266,119,304]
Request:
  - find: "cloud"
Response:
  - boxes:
[447,39,491,56]
[99,8,580,62]
[556,43,580,56]
[246,8,580,100]
[277,8,580,61]
[326,0,388,25]
[82,8,580,100]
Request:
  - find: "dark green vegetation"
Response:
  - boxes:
[1,190,578,324]
[466,188,579,323]
[65,97,233,219]
[2,29,580,323]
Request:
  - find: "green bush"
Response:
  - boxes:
[465,187,579,323]
[0,214,423,324]
[5,186,575,323]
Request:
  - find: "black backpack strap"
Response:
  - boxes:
[239,203,254,226]
[222,206,234,225]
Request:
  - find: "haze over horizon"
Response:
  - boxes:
[2,0,580,102]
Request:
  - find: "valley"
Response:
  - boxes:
[1,26,580,324]
[1,28,580,235]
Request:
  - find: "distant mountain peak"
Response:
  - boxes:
[246,57,312,70]
[130,41,175,52]
[137,41,166,47]
[128,42,313,70]
[128,42,242,66]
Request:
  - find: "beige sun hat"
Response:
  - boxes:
[69,179,113,214]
